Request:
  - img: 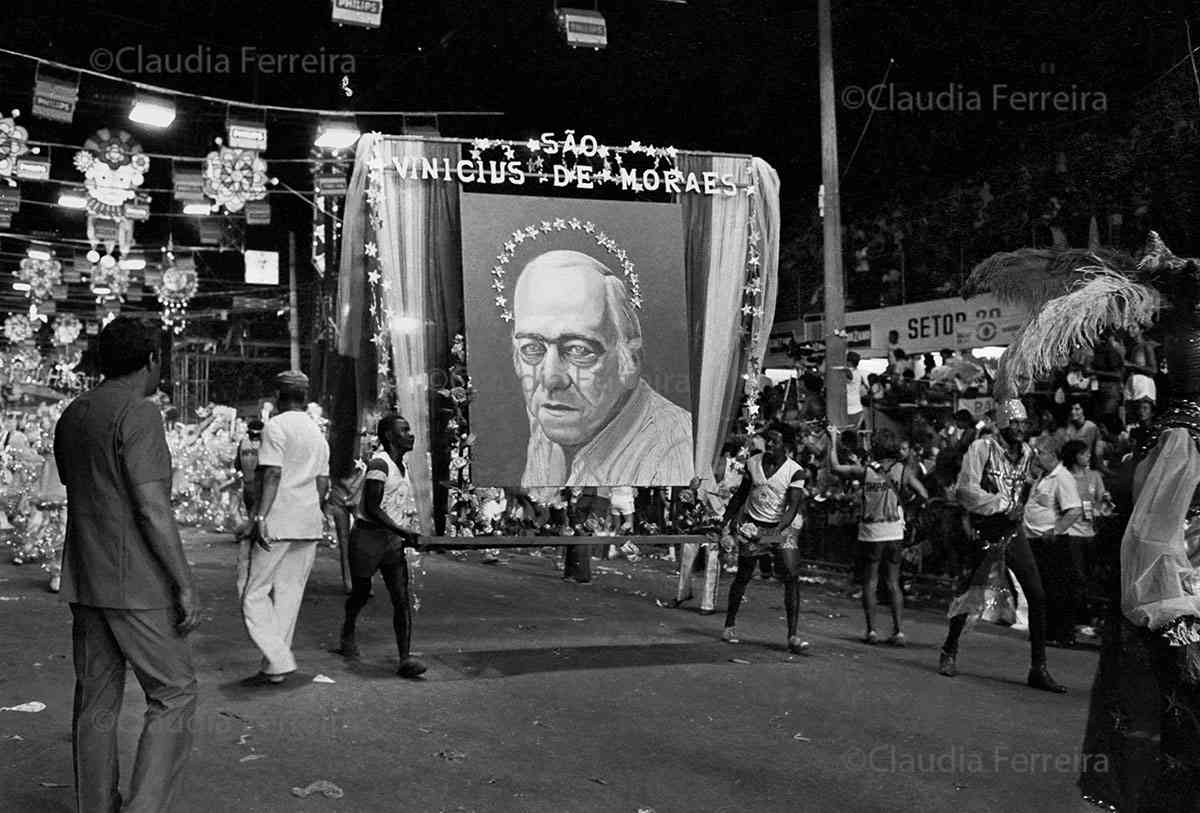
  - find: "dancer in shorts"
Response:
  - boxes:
[720,425,810,654]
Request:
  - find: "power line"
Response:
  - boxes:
[0,47,504,119]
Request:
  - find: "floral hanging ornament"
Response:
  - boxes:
[4,313,34,344]
[52,314,82,346]
[203,143,267,213]
[90,260,131,302]
[17,256,62,302]
[155,250,197,334]
[73,129,149,257]
[0,110,29,179]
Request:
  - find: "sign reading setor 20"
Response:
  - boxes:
[906,311,964,340]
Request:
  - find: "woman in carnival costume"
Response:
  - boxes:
[963,232,1200,810]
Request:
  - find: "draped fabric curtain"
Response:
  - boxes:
[370,138,464,535]
[680,155,751,488]
[751,158,781,357]
[329,133,380,479]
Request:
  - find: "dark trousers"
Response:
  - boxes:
[1030,535,1080,641]
[325,503,353,593]
[563,543,592,582]
[1067,535,1097,625]
[942,518,1048,666]
[71,603,197,813]
[342,557,413,660]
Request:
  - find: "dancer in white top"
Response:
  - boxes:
[720,425,810,654]
[335,414,426,679]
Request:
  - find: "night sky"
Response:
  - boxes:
[1,0,1197,334]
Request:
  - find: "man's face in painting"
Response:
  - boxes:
[511,251,638,448]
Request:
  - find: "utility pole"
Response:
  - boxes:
[288,231,300,370]
[819,0,847,427]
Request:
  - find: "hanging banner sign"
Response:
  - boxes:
[776,292,1031,358]
[243,249,279,284]
[32,75,79,123]
[331,0,383,28]
[956,396,995,420]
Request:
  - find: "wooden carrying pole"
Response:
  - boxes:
[819,0,847,427]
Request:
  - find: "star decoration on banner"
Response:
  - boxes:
[504,240,516,253]
[752,306,765,318]
[540,221,553,233]
[491,279,504,291]
[470,149,482,161]
[749,253,761,267]
[569,218,582,229]
[745,185,758,197]
[525,138,541,152]
[742,304,755,315]
[513,230,526,244]
[628,141,643,153]
[364,242,378,258]
[597,145,610,159]
[371,330,389,349]
[553,218,566,229]
[495,295,507,308]
[367,269,381,285]
[502,145,515,159]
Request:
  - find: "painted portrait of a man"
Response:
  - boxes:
[512,249,692,486]
[462,194,695,488]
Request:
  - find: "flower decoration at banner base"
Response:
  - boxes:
[17,256,62,302]
[3,313,34,344]
[0,110,29,181]
[52,314,81,347]
[204,142,268,213]
[73,129,149,258]
[155,251,198,334]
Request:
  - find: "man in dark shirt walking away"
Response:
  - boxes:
[55,317,201,813]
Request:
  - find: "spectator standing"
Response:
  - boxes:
[828,427,928,645]
[841,351,868,429]
[1122,323,1158,406]
[1024,441,1083,647]
[1089,331,1125,421]
[55,317,200,812]
[238,370,330,684]
[1064,401,1100,458]
[1063,439,1111,641]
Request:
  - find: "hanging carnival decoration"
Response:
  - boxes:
[90,261,131,302]
[16,256,62,302]
[52,314,82,346]
[203,143,268,213]
[0,111,29,180]
[73,129,150,258]
[155,249,198,334]
[3,313,34,344]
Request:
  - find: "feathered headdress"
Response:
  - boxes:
[962,232,1199,399]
